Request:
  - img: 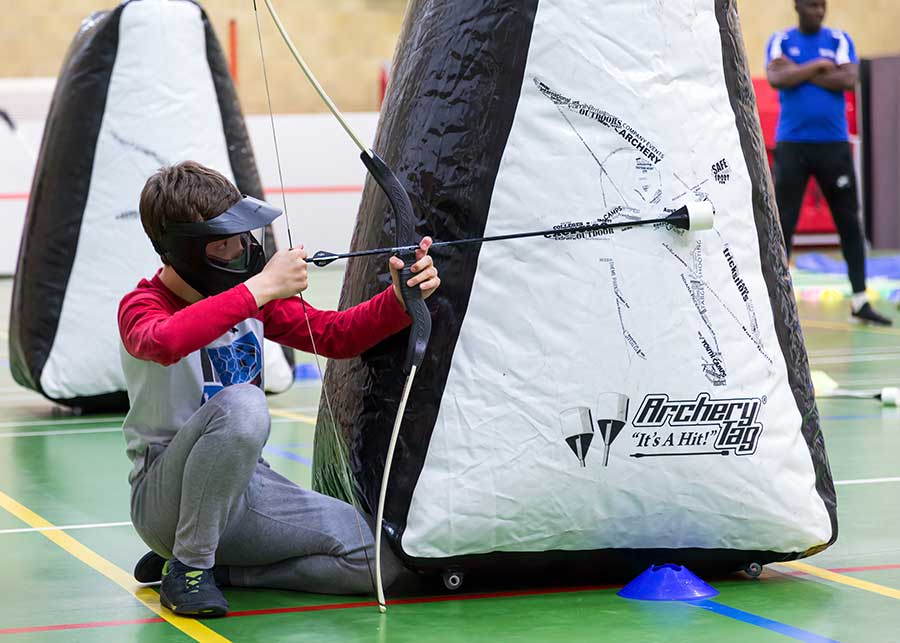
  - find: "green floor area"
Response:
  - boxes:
[0,265,898,642]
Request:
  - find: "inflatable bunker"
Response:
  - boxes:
[10,0,292,412]
[313,0,836,584]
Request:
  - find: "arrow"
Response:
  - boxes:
[309,203,715,267]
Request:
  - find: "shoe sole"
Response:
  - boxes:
[848,316,892,327]
[160,592,228,619]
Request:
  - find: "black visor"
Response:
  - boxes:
[163,196,283,239]
[154,196,284,297]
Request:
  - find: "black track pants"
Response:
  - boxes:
[774,141,867,294]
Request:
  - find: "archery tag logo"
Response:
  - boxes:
[630,393,764,459]
[559,394,630,468]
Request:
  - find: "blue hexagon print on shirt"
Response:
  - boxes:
[200,327,263,404]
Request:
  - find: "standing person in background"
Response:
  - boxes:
[766,0,892,326]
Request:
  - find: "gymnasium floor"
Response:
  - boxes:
[0,268,898,643]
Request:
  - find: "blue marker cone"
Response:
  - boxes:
[294,363,320,380]
[618,564,719,601]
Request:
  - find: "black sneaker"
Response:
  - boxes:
[134,551,231,586]
[159,559,229,618]
[134,551,166,583]
[850,303,893,326]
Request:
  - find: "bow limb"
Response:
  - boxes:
[361,153,432,613]
[258,0,369,155]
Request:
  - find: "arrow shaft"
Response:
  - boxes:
[312,216,673,266]
[442,216,667,246]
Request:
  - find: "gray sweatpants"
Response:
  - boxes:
[130,384,400,595]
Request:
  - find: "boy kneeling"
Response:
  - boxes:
[119,161,439,617]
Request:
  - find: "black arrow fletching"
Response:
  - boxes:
[311,250,341,267]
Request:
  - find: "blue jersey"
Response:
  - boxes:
[765,27,857,143]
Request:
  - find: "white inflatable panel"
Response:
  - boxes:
[38,1,289,399]
[402,0,830,558]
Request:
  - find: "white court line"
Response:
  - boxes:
[0,416,124,429]
[834,477,900,487]
[0,405,318,431]
[0,427,122,438]
[809,346,900,357]
[810,354,900,365]
[0,521,132,535]
[835,378,900,387]
[0,415,318,438]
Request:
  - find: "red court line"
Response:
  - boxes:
[0,186,363,202]
[228,584,620,617]
[0,617,162,635]
[8,562,899,636]
[0,584,618,635]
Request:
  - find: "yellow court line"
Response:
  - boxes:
[270,409,318,425]
[783,561,900,601]
[0,490,231,643]
[802,319,900,337]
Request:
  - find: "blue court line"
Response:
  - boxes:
[263,446,312,466]
[687,599,840,643]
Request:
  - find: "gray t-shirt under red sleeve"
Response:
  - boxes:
[118,273,410,482]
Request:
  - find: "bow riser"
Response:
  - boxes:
[360,150,432,374]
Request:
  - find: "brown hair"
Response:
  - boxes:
[139,161,242,254]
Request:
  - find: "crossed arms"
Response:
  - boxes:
[767,57,858,92]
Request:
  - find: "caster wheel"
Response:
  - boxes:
[745,562,763,578]
[442,569,464,591]
[54,405,83,418]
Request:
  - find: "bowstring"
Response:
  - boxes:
[251,0,377,594]
[253,1,291,247]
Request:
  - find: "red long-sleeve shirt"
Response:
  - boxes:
[118,272,410,481]
[119,272,411,365]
